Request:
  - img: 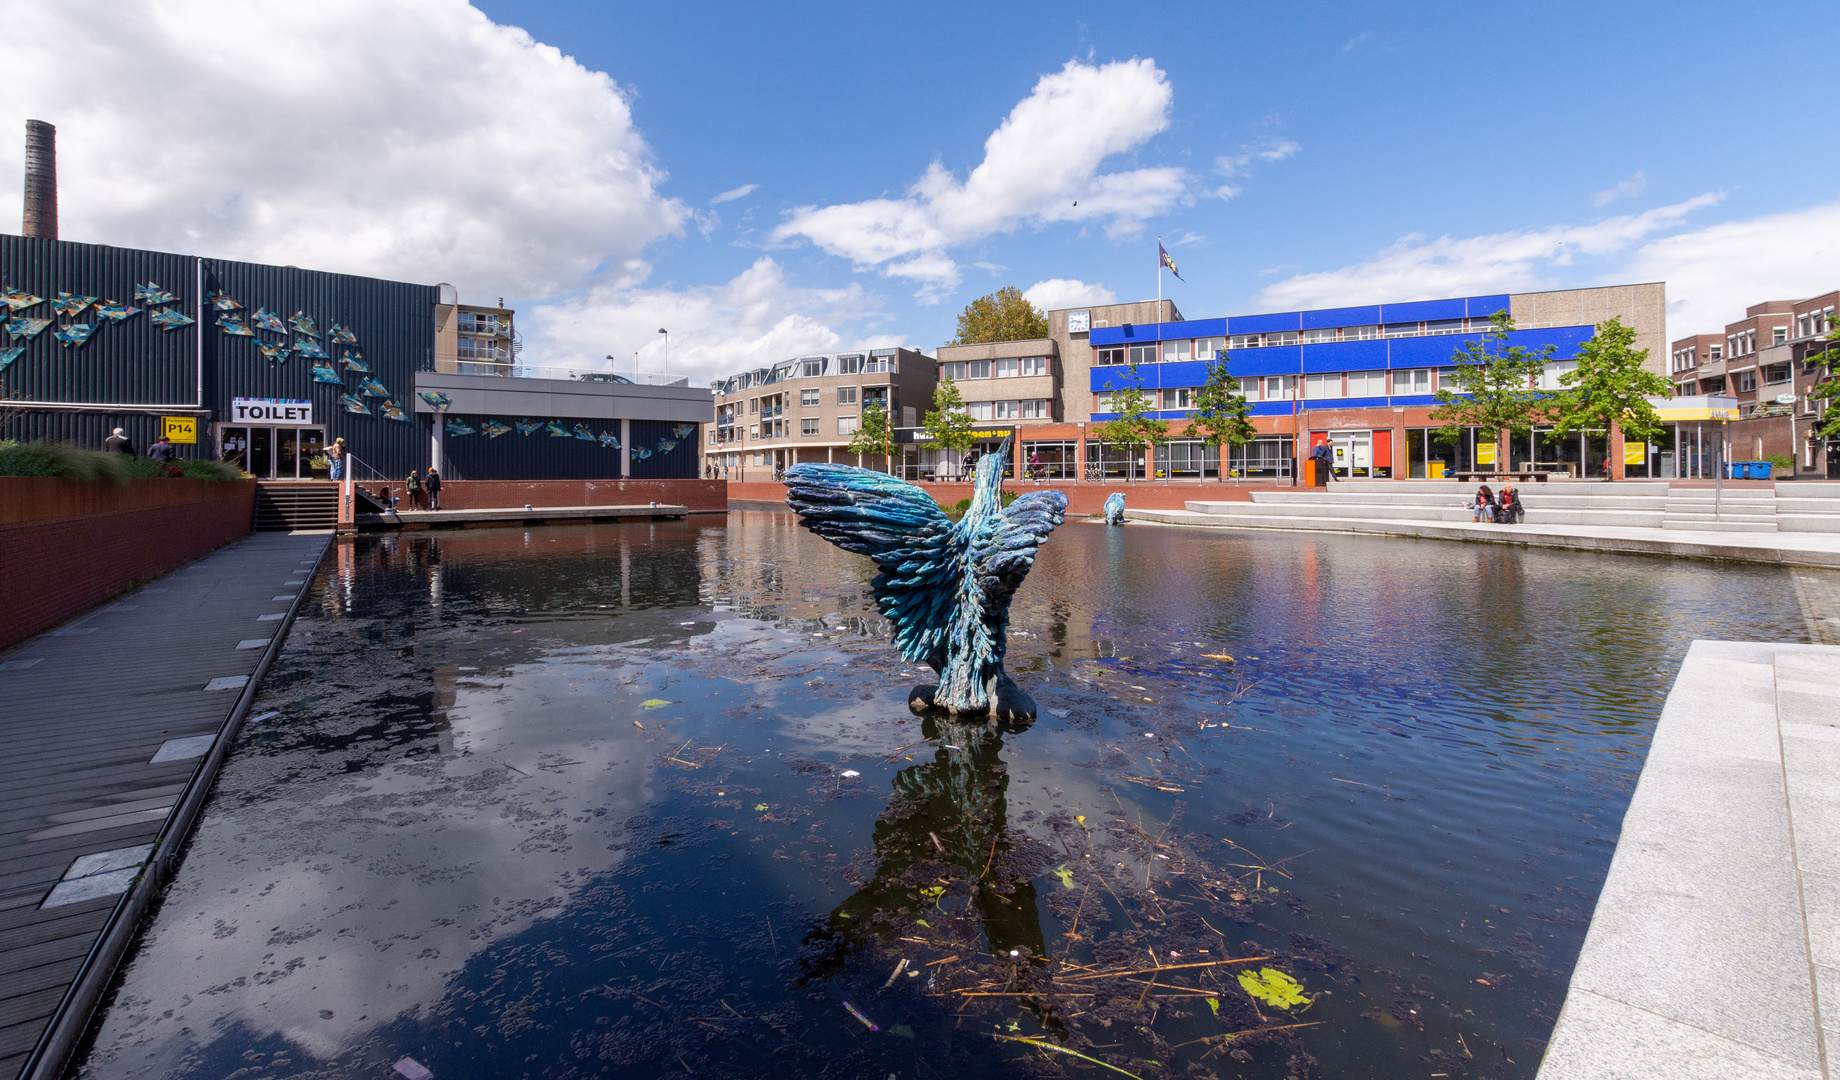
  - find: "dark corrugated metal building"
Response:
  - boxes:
[3,235,709,482]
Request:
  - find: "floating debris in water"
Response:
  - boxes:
[392,1058,433,1080]
[841,1000,878,1031]
[840,769,861,778]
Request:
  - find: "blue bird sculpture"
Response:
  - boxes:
[1104,492,1125,526]
[783,449,1067,720]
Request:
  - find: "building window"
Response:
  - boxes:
[1267,331,1299,346]
[1238,376,1261,398]
[1774,327,1788,345]
[1160,339,1192,363]
[862,387,890,408]
[1344,325,1380,341]
[1230,334,1262,349]
[1161,387,1196,409]
[1305,373,1343,398]
[801,417,819,436]
[749,398,759,413]
[1095,348,1125,367]
[941,362,965,381]
[1017,398,1049,419]
[1095,392,1114,412]
[966,360,990,379]
[801,358,824,377]
[1384,322,1421,338]
[1737,370,1758,392]
[967,401,993,421]
[1195,337,1224,359]
[835,354,864,375]
[1391,368,1431,395]
[837,386,858,405]
[1301,327,1337,344]
[865,351,895,373]
[1128,344,1157,365]
[749,425,759,438]
[1425,319,1465,336]
[994,357,1018,378]
[800,388,820,406]
[1018,355,1050,376]
[1765,363,1792,384]
[1264,375,1296,399]
[991,400,1018,419]
[837,416,858,436]
[1345,370,1386,397]
[1710,344,1723,360]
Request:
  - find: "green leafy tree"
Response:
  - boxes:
[846,402,894,472]
[921,379,978,477]
[1188,351,1257,482]
[1547,316,1673,479]
[950,286,1049,345]
[1430,311,1555,474]
[1809,319,1840,444]
[1097,360,1169,481]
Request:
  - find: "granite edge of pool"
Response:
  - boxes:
[1537,640,1840,1080]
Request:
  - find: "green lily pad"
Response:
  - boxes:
[641,699,671,708]
[1052,865,1076,890]
[1237,967,1311,1010]
[754,804,769,811]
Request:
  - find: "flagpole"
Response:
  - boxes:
[1156,236,1162,314]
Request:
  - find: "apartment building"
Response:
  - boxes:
[433,285,516,375]
[709,348,936,480]
[1671,290,1836,475]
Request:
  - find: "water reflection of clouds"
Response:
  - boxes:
[80,659,657,1074]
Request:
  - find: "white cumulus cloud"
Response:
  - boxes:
[772,58,1184,302]
[1592,171,1648,207]
[1252,194,1724,311]
[1024,278,1117,311]
[522,257,895,383]
[1621,200,1840,336]
[0,0,688,302]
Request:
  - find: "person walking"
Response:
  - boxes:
[424,466,442,510]
[1468,484,1497,522]
[147,434,177,463]
[1310,440,1336,483]
[104,427,133,455]
[404,469,423,510]
[327,437,345,481]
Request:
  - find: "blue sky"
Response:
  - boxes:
[4,0,1836,382]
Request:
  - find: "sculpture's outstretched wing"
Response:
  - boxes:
[969,489,1069,622]
[783,464,963,668]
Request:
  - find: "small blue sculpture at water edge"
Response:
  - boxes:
[1104,492,1126,526]
[783,449,1067,721]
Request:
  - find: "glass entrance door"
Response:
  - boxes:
[220,426,249,472]
[249,427,273,478]
[1330,430,1371,478]
[219,425,327,478]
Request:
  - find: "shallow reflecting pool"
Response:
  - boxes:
[79,512,1811,1079]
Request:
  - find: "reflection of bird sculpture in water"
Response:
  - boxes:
[784,449,1066,720]
[1103,492,1125,526]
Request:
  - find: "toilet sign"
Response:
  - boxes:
[230,397,314,424]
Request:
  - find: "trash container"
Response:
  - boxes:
[1726,461,1770,479]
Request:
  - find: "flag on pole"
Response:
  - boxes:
[1159,241,1183,282]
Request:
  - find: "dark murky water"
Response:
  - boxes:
[79,513,1809,1079]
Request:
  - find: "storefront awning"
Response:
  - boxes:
[1650,395,1739,421]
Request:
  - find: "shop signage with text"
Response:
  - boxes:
[161,416,197,443]
[231,398,314,425]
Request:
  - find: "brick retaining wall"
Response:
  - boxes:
[0,478,257,649]
[727,480,1255,514]
[435,478,727,514]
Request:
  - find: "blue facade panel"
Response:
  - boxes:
[1172,317,1228,339]
[1153,360,1211,388]
[1380,298,1467,323]
[1387,333,1482,367]
[1388,395,1438,406]
[1301,340,1387,373]
[1301,305,1382,330]
[1249,402,1298,417]
[1218,349,1297,377]
[1227,311,1303,335]
[1467,294,1511,319]
[1088,318,1225,346]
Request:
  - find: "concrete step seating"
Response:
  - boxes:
[1189,480,1671,528]
[1182,480,1840,533]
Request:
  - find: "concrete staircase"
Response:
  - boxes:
[1662,488,1778,533]
[1778,483,1840,533]
[254,481,338,531]
[1186,480,1671,529]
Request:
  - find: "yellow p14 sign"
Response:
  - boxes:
[162,416,197,444]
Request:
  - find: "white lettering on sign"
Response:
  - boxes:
[230,398,314,425]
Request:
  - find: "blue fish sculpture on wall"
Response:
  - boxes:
[218,316,254,336]
[134,282,176,306]
[417,391,451,412]
[0,346,23,370]
[631,446,652,460]
[258,340,290,363]
[7,316,51,338]
[598,431,620,449]
[358,377,390,398]
[515,419,541,436]
[150,308,195,330]
[1104,492,1126,526]
[380,399,408,422]
[784,448,1067,721]
[52,323,97,347]
[445,418,476,436]
[94,301,138,321]
[482,419,512,438]
[310,364,342,384]
[54,293,96,317]
[294,338,329,359]
[339,393,370,416]
[573,423,597,441]
[252,307,287,334]
[3,287,44,310]
[341,351,369,372]
[545,421,571,437]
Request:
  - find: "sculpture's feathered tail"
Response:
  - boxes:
[784,448,1067,718]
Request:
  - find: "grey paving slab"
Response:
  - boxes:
[1541,641,1840,1079]
[0,529,327,1080]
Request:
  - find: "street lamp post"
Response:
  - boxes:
[658,328,669,377]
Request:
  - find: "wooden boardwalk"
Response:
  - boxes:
[0,530,330,1080]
